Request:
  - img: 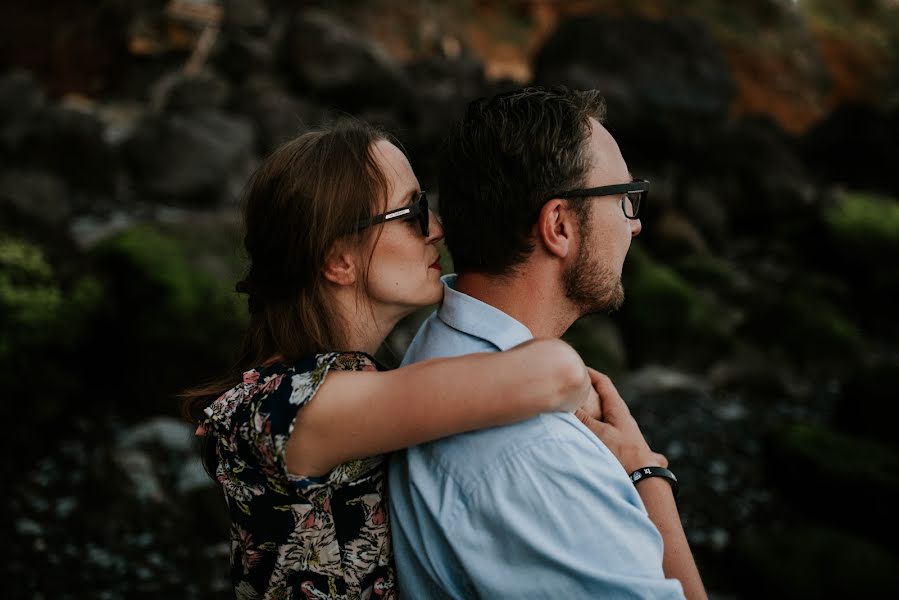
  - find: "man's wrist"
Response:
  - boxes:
[630,466,679,498]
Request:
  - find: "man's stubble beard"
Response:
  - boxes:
[562,223,625,317]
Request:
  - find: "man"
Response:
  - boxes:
[389,87,705,598]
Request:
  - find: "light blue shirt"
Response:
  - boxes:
[388,275,685,599]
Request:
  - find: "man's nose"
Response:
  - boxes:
[630,217,642,237]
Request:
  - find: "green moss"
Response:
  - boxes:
[0,235,101,343]
[776,423,899,488]
[92,225,246,324]
[621,246,740,365]
[824,191,899,250]
[736,525,899,597]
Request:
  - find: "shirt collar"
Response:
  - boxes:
[437,274,533,351]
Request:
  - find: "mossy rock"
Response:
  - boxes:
[734,525,899,598]
[822,191,899,337]
[739,287,866,373]
[832,360,899,450]
[824,191,899,255]
[0,233,104,421]
[90,223,247,417]
[563,314,627,378]
[764,423,899,548]
[619,245,740,368]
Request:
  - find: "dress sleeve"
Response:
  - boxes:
[246,352,378,492]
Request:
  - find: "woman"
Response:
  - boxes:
[183,120,599,599]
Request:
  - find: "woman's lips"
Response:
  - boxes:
[429,260,441,271]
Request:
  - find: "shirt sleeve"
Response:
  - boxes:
[448,435,686,599]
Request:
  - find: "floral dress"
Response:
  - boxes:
[198,352,396,600]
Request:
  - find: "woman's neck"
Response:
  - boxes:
[331,289,394,355]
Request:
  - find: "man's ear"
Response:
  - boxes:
[536,199,576,259]
[321,240,360,286]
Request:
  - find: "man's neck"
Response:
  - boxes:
[454,270,578,339]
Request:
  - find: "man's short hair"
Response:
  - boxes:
[438,86,606,275]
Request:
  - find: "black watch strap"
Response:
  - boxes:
[629,466,679,498]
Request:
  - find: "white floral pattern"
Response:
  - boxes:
[199,353,396,599]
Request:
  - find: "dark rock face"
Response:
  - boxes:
[12,104,117,195]
[281,10,414,116]
[0,70,48,153]
[534,16,735,162]
[150,70,231,114]
[122,110,255,206]
[801,104,899,197]
[229,76,324,154]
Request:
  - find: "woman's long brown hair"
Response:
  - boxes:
[180,120,391,442]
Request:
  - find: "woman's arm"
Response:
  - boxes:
[286,338,593,476]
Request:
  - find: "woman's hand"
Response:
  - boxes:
[574,368,666,474]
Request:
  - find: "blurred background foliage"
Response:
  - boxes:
[2,0,898,597]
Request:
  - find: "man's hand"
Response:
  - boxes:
[575,368,666,473]
[577,368,602,420]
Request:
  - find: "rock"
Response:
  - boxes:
[563,314,627,378]
[118,416,195,454]
[832,359,899,451]
[735,526,899,597]
[740,284,866,374]
[221,0,270,31]
[0,168,70,227]
[618,245,740,369]
[764,423,899,549]
[685,117,813,241]
[214,29,278,81]
[533,16,734,162]
[649,209,709,258]
[88,223,247,418]
[230,75,322,153]
[281,9,414,115]
[149,70,231,114]
[622,365,709,399]
[0,226,107,469]
[802,104,899,197]
[122,109,255,206]
[820,190,899,337]
[14,102,117,194]
[0,69,47,153]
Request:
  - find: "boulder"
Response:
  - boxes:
[763,423,899,550]
[122,109,255,206]
[13,102,117,194]
[618,245,740,369]
[562,314,627,378]
[281,9,414,116]
[533,16,735,163]
[802,104,899,197]
[832,359,899,451]
[229,75,323,153]
[88,221,247,419]
[734,525,899,598]
[149,69,231,114]
[0,229,103,432]
[0,69,47,154]
[0,168,70,227]
[819,190,899,337]
[405,50,488,181]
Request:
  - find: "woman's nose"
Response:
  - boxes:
[428,209,444,243]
